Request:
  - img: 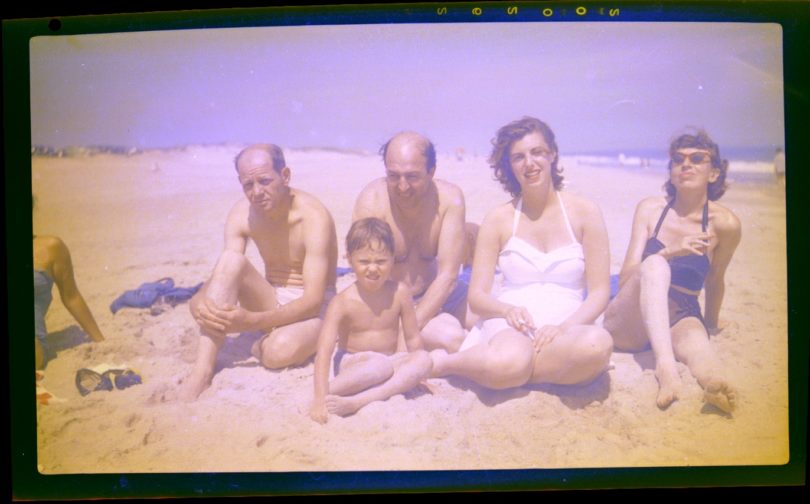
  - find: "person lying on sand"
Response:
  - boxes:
[310,218,432,423]
[181,144,338,401]
[604,130,740,413]
[352,132,470,352]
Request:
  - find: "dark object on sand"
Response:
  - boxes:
[75,368,143,396]
[110,277,203,314]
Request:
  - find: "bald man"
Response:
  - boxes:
[180,144,338,401]
[353,132,468,353]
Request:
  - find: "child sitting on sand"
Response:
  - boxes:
[309,218,432,423]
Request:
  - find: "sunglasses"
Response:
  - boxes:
[671,152,712,165]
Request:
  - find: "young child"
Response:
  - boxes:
[309,218,432,424]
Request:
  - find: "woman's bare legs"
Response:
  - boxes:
[528,325,613,385]
[671,318,736,413]
[604,255,682,408]
[430,330,534,389]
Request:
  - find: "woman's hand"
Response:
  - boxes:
[663,232,714,258]
[533,325,563,354]
[504,306,535,336]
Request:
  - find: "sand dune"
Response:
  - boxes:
[32,146,788,472]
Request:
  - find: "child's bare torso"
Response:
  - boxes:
[338,281,402,355]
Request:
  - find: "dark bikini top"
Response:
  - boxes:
[641,200,710,292]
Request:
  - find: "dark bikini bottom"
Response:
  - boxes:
[667,287,705,328]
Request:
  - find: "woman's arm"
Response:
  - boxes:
[467,209,505,318]
[468,205,533,330]
[559,197,610,329]
[50,238,105,342]
[704,209,742,331]
[617,198,660,287]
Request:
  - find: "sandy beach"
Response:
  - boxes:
[32,146,788,472]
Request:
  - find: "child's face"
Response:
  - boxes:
[348,241,394,292]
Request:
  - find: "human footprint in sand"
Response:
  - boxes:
[310,218,431,423]
[180,144,338,401]
[604,130,740,413]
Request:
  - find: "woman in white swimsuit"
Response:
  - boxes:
[430,117,613,388]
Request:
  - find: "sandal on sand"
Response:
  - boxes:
[75,368,142,396]
[103,369,143,390]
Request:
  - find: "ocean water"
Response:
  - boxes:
[571,146,781,185]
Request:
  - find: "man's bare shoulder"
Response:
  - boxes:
[354,178,388,210]
[357,178,388,199]
[290,188,335,222]
[433,178,465,206]
[225,199,251,231]
[228,198,251,217]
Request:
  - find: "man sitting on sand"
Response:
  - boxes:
[353,132,468,353]
[310,218,432,423]
[181,144,338,401]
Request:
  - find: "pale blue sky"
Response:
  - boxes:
[30,22,783,154]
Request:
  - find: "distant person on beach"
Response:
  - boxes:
[429,117,613,389]
[603,130,740,413]
[181,144,338,401]
[773,148,785,186]
[310,218,431,423]
[33,197,105,369]
[353,132,469,352]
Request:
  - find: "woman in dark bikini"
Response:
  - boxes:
[604,131,741,413]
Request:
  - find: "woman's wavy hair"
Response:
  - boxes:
[488,117,563,197]
[665,130,729,201]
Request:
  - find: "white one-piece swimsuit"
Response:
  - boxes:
[460,192,586,350]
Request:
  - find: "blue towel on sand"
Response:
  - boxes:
[110,278,202,314]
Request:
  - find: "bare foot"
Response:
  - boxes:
[429,349,449,378]
[703,378,736,414]
[325,394,361,417]
[178,373,211,402]
[654,365,682,409]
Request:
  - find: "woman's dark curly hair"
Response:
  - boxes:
[488,117,563,197]
[665,130,729,201]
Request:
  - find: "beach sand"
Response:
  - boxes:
[32,146,788,472]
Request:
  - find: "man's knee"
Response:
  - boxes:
[259,331,313,369]
[215,249,250,278]
[424,313,465,352]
